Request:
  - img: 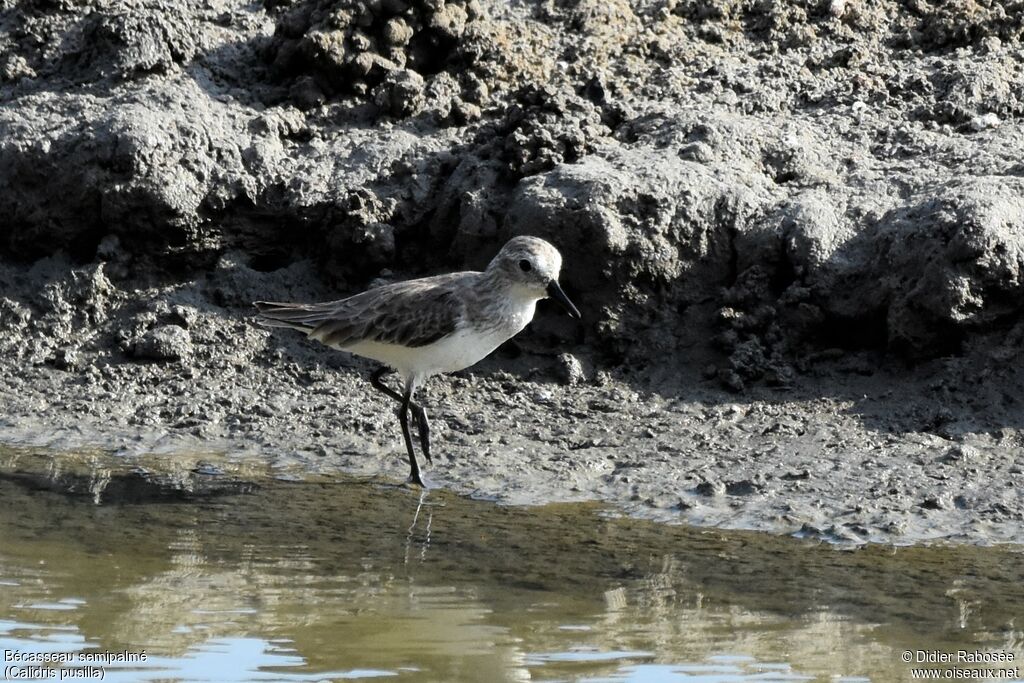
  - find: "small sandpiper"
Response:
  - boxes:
[255,235,581,487]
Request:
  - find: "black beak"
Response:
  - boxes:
[546,280,581,319]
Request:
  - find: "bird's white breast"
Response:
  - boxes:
[341,298,537,382]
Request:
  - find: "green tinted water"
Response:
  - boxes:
[0,448,1022,682]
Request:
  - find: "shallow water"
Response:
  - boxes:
[0,449,1022,682]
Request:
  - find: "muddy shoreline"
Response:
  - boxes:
[2,335,1022,545]
[1,0,1022,545]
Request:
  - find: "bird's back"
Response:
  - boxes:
[255,271,478,350]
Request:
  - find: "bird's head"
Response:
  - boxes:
[488,236,581,319]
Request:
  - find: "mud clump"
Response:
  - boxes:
[263,0,485,113]
[81,2,200,78]
[555,352,585,386]
[133,325,193,361]
[477,84,610,177]
[372,67,426,117]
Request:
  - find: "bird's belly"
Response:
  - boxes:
[341,325,517,379]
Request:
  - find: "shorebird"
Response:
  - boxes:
[255,236,581,487]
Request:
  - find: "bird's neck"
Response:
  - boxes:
[474,271,539,331]
[480,269,539,304]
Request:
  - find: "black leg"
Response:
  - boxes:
[371,366,403,402]
[371,366,429,485]
[412,403,431,464]
[397,388,425,487]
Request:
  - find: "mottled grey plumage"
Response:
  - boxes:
[255,236,581,487]
[255,273,466,349]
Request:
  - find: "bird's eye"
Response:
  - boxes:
[519,259,532,272]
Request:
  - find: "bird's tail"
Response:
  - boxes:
[253,301,324,333]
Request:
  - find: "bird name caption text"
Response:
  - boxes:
[904,650,1019,680]
[4,649,147,680]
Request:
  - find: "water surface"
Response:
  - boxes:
[1,448,1022,682]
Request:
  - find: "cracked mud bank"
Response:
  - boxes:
[1,0,1022,544]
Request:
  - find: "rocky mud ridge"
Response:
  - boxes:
[0,0,1022,544]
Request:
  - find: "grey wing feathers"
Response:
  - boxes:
[255,273,468,349]
[253,301,338,332]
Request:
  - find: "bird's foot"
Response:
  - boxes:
[405,471,430,489]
